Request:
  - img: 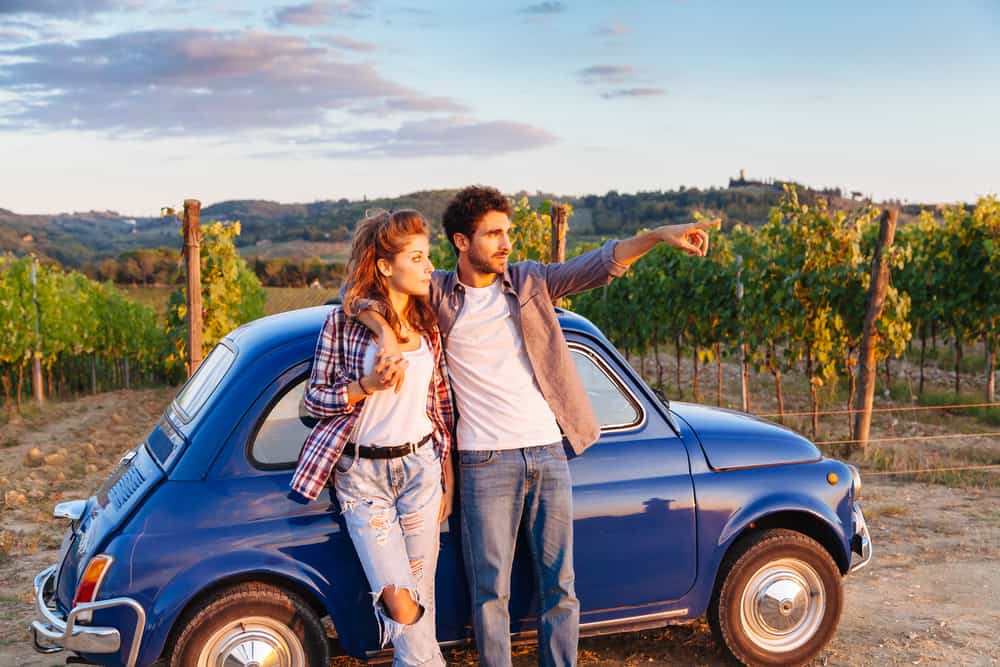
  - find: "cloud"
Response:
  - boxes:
[578,63,664,100]
[273,0,372,26]
[600,88,666,99]
[578,64,635,86]
[519,2,565,15]
[0,29,466,136]
[594,19,630,37]
[307,116,557,158]
[0,0,128,17]
[317,34,376,52]
[0,29,31,43]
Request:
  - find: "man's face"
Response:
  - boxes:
[459,210,512,276]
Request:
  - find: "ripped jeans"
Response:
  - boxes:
[334,442,446,667]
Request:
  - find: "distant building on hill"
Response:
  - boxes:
[727,169,781,190]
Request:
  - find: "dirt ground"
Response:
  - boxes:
[2,389,999,666]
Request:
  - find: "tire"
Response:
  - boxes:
[708,529,843,667]
[166,581,329,667]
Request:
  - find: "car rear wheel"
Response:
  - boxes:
[167,581,329,667]
[708,528,843,666]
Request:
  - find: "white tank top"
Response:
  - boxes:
[353,336,435,447]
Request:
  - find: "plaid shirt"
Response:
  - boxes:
[290,306,455,501]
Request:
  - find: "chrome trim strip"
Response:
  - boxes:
[31,565,147,667]
[582,608,688,631]
[366,607,689,657]
[567,342,646,433]
[53,500,87,522]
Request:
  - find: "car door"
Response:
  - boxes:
[561,336,697,614]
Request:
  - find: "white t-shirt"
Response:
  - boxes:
[446,279,562,450]
[353,336,434,447]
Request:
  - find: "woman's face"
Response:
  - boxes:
[380,234,434,296]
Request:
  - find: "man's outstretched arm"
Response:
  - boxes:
[543,218,721,300]
[613,218,720,266]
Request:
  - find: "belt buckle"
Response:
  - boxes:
[408,441,417,456]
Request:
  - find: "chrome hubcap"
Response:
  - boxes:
[740,558,825,652]
[197,616,305,667]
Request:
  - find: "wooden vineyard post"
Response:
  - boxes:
[853,208,898,453]
[183,199,203,377]
[550,204,568,307]
[736,255,750,412]
[30,258,44,403]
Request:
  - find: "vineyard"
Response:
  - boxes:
[0,221,275,415]
[0,256,167,415]
[571,188,1000,441]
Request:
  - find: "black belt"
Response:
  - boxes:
[343,433,433,459]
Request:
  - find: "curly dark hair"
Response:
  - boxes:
[442,185,513,253]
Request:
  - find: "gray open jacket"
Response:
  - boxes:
[360,240,627,455]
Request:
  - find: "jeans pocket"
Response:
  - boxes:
[458,450,495,467]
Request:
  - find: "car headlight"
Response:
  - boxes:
[846,464,862,499]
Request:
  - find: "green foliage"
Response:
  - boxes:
[573,186,921,421]
[165,221,265,370]
[0,254,169,410]
[509,197,574,263]
[248,256,344,288]
[429,232,456,272]
[897,195,999,395]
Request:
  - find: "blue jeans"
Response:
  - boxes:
[334,443,446,667]
[458,442,579,667]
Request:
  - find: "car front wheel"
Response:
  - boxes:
[709,528,843,666]
[167,581,329,667]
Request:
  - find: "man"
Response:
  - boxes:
[354,186,717,667]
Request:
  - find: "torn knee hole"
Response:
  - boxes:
[374,585,423,625]
[409,558,423,580]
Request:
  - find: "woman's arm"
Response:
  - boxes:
[302,309,401,416]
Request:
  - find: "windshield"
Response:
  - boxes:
[173,342,236,423]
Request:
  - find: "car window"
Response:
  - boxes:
[251,377,314,467]
[570,346,642,431]
[173,342,236,423]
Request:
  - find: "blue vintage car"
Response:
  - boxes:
[31,306,871,667]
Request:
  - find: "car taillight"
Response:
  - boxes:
[73,555,114,606]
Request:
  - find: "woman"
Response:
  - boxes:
[290,209,453,667]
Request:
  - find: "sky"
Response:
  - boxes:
[0,0,998,216]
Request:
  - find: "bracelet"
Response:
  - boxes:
[358,376,374,396]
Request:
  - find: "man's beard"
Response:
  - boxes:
[468,245,508,276]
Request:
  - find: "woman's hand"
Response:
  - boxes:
[375,331,407,393]
[438,458,454,524]
[363,355,408,393]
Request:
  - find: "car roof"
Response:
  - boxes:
[224,305,606,356]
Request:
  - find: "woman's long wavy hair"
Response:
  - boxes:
[343,209,436,343]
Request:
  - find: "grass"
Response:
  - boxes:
[917,388,1000,426]
[857,441,1000,489]
[904,341,989,374]
[865,504,908,521]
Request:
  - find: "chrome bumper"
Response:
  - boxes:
[31,564,146,667]
[849,503,873,572]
